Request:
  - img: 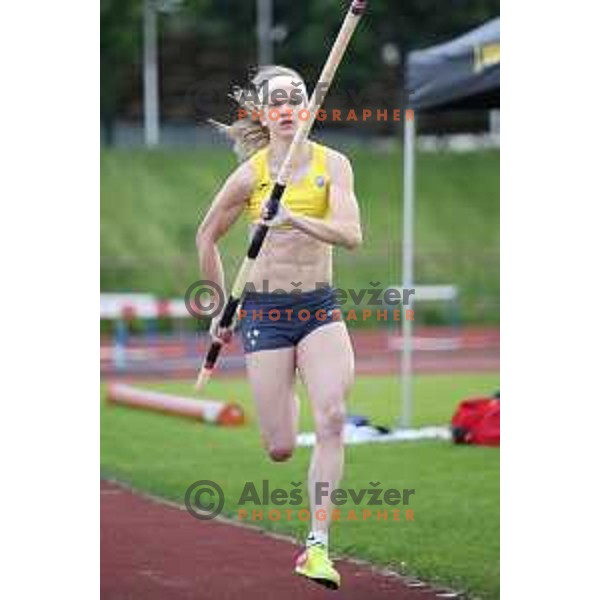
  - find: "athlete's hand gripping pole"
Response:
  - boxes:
[196,0,368,390]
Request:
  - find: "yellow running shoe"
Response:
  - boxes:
[294,544,341,590]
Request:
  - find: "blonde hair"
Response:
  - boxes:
[210,65,305,162]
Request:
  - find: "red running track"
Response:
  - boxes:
[101,327,499,379]
[101,481,454,600]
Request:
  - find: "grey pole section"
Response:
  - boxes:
[257,0,274,65]
[400,110,416,428]
[143,0,160,147]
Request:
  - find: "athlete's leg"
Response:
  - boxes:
[246,347,298,462]
[296,321,355,544]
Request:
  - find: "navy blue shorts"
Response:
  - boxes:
[239,286,341,353]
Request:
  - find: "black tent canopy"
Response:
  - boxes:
[399,18,500,427]
[406,18,500,112]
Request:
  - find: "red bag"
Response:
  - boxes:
[451,396,500,447]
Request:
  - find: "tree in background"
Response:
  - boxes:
[100,0,500,137]
[101,0,144,145]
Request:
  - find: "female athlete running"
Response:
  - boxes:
[196,65,362,589]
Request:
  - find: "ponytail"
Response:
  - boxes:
[210,65,305,162]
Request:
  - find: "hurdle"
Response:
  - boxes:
[107,383,245,426]
[386,284,460,428]
[100,293,192,372]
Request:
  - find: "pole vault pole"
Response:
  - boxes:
[196,0,368,389]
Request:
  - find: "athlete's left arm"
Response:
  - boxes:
[287,151,363,250]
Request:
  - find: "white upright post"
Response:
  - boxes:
[143,0,160,147]
[257,0,274,65]
[401,110,416,428]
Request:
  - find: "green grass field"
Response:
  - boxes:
[101,372,499,598]
[101,145,499,323]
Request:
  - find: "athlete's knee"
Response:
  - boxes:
[268,443,295,462]
[316,401,346,441]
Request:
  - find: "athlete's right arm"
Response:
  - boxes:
[196,161,254,303]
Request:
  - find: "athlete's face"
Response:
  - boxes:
[261,75,308,139]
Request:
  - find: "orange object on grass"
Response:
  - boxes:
[107,383,244,426]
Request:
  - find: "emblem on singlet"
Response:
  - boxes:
[315,175,325,188]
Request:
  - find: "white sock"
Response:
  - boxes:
[307,530,329,548]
